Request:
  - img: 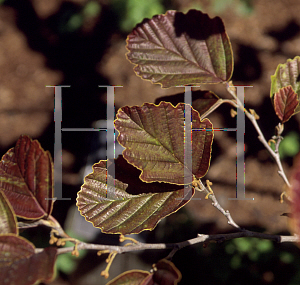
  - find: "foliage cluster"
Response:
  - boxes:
[0,8,300,285]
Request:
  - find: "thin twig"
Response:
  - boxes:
[225,83,291,188]
[200,98,237,120]
[39,231,298,256]
[194,179,242,230]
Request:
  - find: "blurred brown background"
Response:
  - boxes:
[0,0,300,284]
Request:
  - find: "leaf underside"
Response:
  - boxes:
[106,270,150,285]
[106,259,181,285]
[0,135,54,220]
[274,86,299,123]
[0,234,57,285]
[271,56,300,115]
[115,101,214,185]
[126,9,233,88]
[77,158,194,235]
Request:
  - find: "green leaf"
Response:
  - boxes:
[83,1,101,18]
[106,270,150,285]
[271,56,300,115]
[76,157,194,234]
[0,190,17,235]
[0,135,54,220]
[114,102,214,185]
[273,85,299,123]
[0,234,57,285]
[126,9,233,88]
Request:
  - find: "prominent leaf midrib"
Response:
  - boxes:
[127,192,175,233]
[103,195,155,232]
[160,15,216,78]
[119,108,184,166]
[84,184,180,233]
[138,68,215,76]
[182,30,208,72]
[77,155,197,234]
[119,104,202,176]
[134,17,215,77]
[152,15,181,57]
[135,49,214,75]
[83,193,154,232]
[105,192,174,232]
[123,155,180,164]
[132,57,191,63]
[94,200,127,223]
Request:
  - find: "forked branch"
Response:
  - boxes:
[52,231,299,256]
[225,83,291,191]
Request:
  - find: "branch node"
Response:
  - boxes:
[50,229,81,252]
[166,247,179,260]
[249,109,260,120]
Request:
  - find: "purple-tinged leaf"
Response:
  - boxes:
[106,270,150,285]
[153,259,182,285]
[0,135,54,220]
[114,102,213,185]
[126,10,233,88]
[0,234,57,285]
[271,56,300,116]
[106,259,181,285]
[77,157,194,235]
[274,86,299,123]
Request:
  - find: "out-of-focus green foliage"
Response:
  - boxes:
[225,238,273,268]
[55,249,77,275]
[111,0,165,32]
[275,131,300,159]
[59,1,101,33]
[187,0,253,16]
[83,1,101,18]
[55,231,88,275]
[66,13,83,32]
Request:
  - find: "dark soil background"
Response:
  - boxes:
[1,0,300,284]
